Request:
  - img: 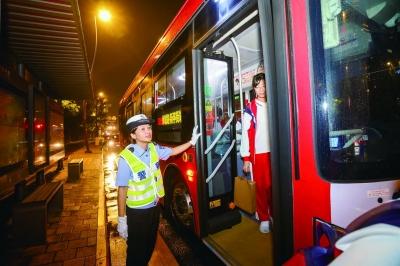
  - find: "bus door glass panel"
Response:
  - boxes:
[215,21,263,177]
[0,86,27,172]
[310,0,400,181]
[203,58,233,198]
[34,93,46,166]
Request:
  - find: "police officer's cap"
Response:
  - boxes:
[126,114,154,133]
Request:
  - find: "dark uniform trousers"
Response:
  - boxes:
[126,203,160,266]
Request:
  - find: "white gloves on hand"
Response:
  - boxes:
[189,125,202,145]
[117,216,128,241]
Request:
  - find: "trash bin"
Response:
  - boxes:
[95,137,99,145]
[68,158,83,181]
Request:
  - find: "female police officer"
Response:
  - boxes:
[115,114,201,265]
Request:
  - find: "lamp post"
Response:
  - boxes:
[84,9,111,153]
[91,10,111,74]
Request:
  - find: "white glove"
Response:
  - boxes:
[117,216,128,241]
[189,125,202,145]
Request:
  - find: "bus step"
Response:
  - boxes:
[207,209,242,234]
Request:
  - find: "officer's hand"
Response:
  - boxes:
[189,125,202,145]
[117,216,128,241]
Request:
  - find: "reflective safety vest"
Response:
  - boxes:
[116,143,165,208]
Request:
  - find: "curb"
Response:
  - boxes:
[97,148,110,265]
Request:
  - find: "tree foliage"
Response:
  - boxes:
[87,97,112,136]
[61,100,83,141]
[61,100,81,116]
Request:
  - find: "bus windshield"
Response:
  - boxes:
[310,0,400,181]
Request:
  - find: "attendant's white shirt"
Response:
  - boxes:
[240,99,270,158]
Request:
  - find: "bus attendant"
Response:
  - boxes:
[240,73,272,233]
[115,114,201,266]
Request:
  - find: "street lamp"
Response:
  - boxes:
[84,9,111,153]
[90,10,111,74]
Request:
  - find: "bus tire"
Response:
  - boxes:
[163,169,194,232]
[171,180,194,230]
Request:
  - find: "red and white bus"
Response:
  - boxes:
[118,0,400,264]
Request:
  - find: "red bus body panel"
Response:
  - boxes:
[159,147,201,235]
[290,0,331,251]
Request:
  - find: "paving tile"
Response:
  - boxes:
[76,214,91,220]
[61,215,77,222]
[46,261,63,266]
[61,232,81,241]
[47,234,62,243]
[66,219,84,226]
[85,209,97,214]
[76,246,96,258]
[47,241,68,252]
[70,210,86,216]
[55,226,73,234]
[80,198,91,203]
[87,237,96,246]
[80,229,97,239]
[67,238,87,249]
[66,206,80,211]
[53,249,77,262]
[89,223,98,230]
[30,252,55,266]
[49,222,67,229]
[46,262,63,266]
[72,224,90,232]
[83,219,97,225]
[85,255,96,266]
[63,257,85,266]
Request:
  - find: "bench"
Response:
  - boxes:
[68,158,83,182]
[12,181,64,247]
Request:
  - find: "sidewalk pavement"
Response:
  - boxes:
[4,143,109,265]
[3,142,179,266]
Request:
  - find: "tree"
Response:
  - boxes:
[61,100,83,142]
[87,96,111,137]
[62,100,81,116]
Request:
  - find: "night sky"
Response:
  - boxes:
[78,0,186,116]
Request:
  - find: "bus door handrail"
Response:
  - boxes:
[206,139,236,183]
[204,113,235,154]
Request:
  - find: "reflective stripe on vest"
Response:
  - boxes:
[116,143,164,208]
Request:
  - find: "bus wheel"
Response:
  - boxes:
[171,180,194,230]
